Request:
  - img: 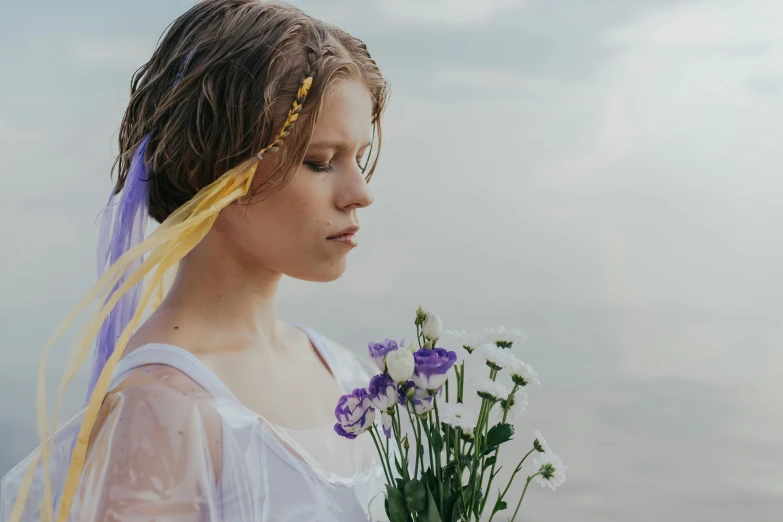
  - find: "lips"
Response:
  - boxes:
[327,224,360,239]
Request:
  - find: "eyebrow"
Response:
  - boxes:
[307,139,373,152]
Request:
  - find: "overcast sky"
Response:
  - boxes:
[1,1,782,520]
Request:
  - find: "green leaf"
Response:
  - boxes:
[386,485,410,522]
[431,429,444,453]
[492,499,508,515]
[404,479,428,513]
[433,476,452,520]
[442,486,460,522]
[422,467,437,492]
[483,456,496,470]
[443,455,472,479]
[483,423,514,455]
[420,486,443,522]
[463,487,483,519]
[395,455,404,477]
[451,488,473,522]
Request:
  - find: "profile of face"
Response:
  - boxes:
[213,80,375,282]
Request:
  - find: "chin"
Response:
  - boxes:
[288,258,348,283]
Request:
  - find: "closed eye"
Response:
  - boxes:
[305,158,367,174]
[305,162,335,174]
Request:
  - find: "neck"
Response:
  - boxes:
[155,227,286,352]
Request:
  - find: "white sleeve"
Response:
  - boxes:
[76,366,223,522]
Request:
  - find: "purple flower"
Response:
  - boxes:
[413,395,436,415]
[368,338,399,372]
[412,347,457,391]
[398,380,419,405]
[334,388,376,439]
[381,411,393,438]
[368,373,398,412]
[398,380,440,416]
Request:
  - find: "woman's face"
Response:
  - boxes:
[214,80,375,282]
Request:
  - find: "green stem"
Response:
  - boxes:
[385,432,390,469]
[459,361,465,401]
[406,403,421,478]
[369,426,394,485]
[509,473,541,522]
[468,399,490,521]
[487,448,536,522]
[392,405,411,483]
[433,400,443,476]
[443,397,451,461]
[433,401,445,515]
[473,369,500,517]
[455,428,470,521]
[481,383,519,512]
[420,413,430,478]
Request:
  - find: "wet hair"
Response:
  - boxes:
[113,0,389,223]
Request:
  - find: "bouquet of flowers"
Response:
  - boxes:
[334,307,566,522]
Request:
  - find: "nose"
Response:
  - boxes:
[337,163,374,210]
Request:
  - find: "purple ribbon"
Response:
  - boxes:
[87,135,150,402]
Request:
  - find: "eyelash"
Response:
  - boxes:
[305,158,366,174]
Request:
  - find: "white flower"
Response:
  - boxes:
[533,451,567,491]
[507,356,540,386]
[440,402,478,432]
[483,326,526,347]
[421,310,444,341]
[443,329,484,354]
[474,342,514,371]
[533,430,552,454]
[492,389,528,424]
[470,376,509,401]
[386,349,415,383]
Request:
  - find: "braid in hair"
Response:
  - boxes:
[255,44,325,160]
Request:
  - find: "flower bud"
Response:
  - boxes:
[368,338,399,373]
[422,339,434,349]
[403,435,410,450]
[421,310,443,341]
[386,349,415,383]
[415,306,426,325]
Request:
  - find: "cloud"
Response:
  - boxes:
[377,0,521,26]
[68,36,153,68]
[601,1,782,48]
[431,67,571,97]
[3,1,783,518]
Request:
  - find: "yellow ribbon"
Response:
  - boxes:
[11,73,315,522]
[10,159,257,522]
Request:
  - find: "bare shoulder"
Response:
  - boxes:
[89,364,223,479]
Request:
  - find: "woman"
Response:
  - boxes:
[1,1,390,520]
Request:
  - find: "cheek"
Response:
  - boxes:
[226,178,332,254]
[266,182,330,240]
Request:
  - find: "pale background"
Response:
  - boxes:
[1,1,782,521]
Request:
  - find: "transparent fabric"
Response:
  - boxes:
[1,324,390,522]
